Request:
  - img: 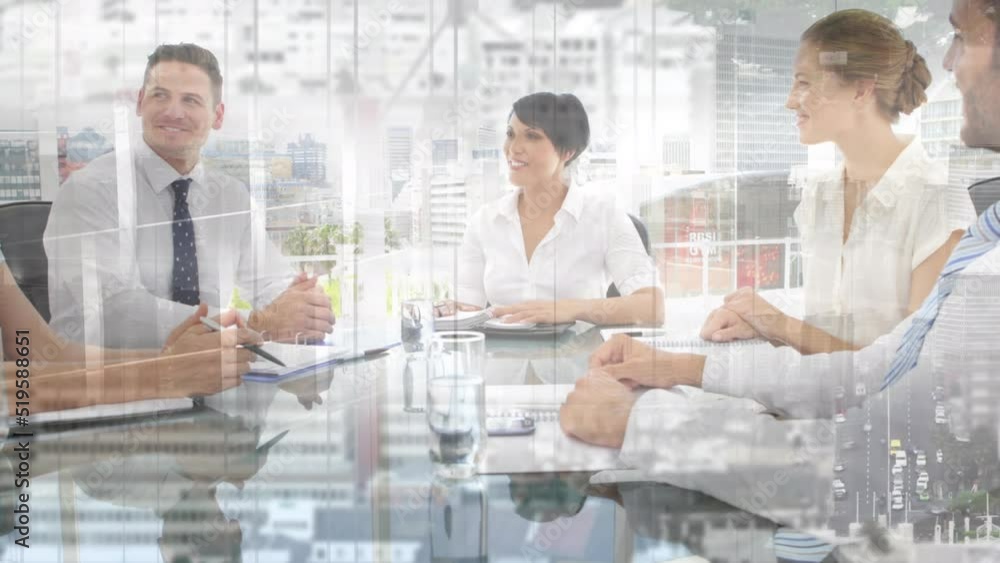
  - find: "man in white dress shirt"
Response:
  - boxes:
[44,44,334,348]
[561,0,1000,537]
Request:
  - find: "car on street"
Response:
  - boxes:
[843,440,857,450]
[892,465,903,477]
[917,472,929,491]
[895,450,908,467]
[936,404,948,424]
[937,449,944,463]
[892,490,904,511]
[890,439,902,453]
[933,385,945,400]
[834,412,846,423]
[916,450,927,467]
[893,474,903,489]
[918,490,931,502]
[833,479,847,500]
[834,463,845,473]
[856,383,867,396]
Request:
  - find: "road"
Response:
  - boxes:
[829,366,950,539]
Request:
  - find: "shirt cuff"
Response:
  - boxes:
[613,268,661,298]
[700,349,748,399]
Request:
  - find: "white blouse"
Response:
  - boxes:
[793,137,976,347]
[456,182,660,308]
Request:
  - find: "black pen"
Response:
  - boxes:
[199,316,286,367]
[338,342,402,363]
[621,329,666,338]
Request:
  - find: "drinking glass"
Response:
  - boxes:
[402,299,435,413]
[401,298,435,355]
[427,331,486,476]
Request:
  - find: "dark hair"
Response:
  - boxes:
[144,43,223,105]
[802,9,931,121]
[509,92,590,164]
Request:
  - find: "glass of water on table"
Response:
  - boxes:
[427,331,486,477]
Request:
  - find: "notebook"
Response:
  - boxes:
[599,327,768,349]
[478,384,627,474]
[434,309,494,331]
[243,342,351,382]
[27,398,195,427]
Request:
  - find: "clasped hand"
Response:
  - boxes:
[160,304,263,398]
[559,335,704,448]
[699,287,786,343]
[251,272,336,343]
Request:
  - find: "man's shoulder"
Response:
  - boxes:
[61,151,119,192]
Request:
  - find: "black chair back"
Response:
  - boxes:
[969,176,1000,218]
[0,201,52,322]
[607,213,652,298]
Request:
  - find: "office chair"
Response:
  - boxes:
[0,201,53,322]
[607,213,652,298]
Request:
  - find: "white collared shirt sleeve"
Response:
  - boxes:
[910,182,977,270]
[605,205,660,297]
[615,388,834,526]
[699,324,903,420]
[456,207,488,308]
[700,246,1000,420]
[234,195,292,311]
[44,169,197,348]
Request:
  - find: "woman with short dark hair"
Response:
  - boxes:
[447,92,664,326]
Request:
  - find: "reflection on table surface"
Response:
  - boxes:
[8,323,981,562]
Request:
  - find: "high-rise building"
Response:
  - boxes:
[289,133,327,182]
[0,132,40,202]
[386,126,413,201]
[428,175,468,248]
[663,135,692,173]
[713,27,805,173]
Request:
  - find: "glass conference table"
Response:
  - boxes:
[10,324,796,562]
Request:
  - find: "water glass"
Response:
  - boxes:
[427,331,486,476]
[401,298,435,355]
[428,473,488,562]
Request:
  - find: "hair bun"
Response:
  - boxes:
[894,41,931,115]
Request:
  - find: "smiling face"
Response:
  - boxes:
[945,0,1000,151]
[137,60,224,172]
[503,114,570,189]
[785,42,866,145]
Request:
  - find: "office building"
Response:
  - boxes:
[0,132,40,202]
[386,126,414,201]
[289,133,327,182]
[663,135,692,173]
[713,26,806,173]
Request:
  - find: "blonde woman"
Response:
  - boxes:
[702,9,976,353]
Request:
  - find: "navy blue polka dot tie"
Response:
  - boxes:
[170,178,200,306]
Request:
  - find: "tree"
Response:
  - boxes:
[282,226,313,273]
[385,217,402,251]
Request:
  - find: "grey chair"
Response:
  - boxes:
[969,176,1000,217]
[0,201,52,322]
[607,213,652,298]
